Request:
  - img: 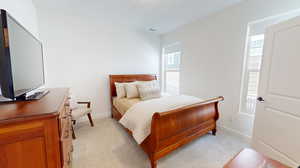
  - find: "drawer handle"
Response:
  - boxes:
[63,119,72,139]
[64,129,70,139]
[67,152,72,165]
[68,156,71,165]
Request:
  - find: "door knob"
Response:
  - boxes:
[257,97,265,102]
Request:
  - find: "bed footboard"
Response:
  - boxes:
[141,96,224,168]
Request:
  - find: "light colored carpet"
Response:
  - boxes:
[72,118,249,168]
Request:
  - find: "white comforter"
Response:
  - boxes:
[119,95,202,144]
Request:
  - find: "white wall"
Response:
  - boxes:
[35,5,160,118]
[0,0,38,37]
[162,0,300,138]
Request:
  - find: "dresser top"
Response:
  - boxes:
[0,88,69,125]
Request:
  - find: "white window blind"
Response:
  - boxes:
[241,34,264,115]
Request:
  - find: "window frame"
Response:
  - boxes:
[162,46,181,95]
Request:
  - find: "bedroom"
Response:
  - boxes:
[0,0,299,168]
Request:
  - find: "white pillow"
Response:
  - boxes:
[125,82,139,98]
[137,80,159,88]
[137,81,161,100]
[115,82,127,99]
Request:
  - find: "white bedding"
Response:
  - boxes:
[119,95,202,144]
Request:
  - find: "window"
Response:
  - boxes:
[240,34,264,115]
[167,54,175,65]
[162,44,181,95]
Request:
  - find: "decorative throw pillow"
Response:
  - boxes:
[137,81,161,100]
[125,82,139,98]
[137,80,159,88]
[115,82,127,99]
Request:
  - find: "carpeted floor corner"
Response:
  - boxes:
[72,118,248,168]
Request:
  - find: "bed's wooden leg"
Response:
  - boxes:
[212,128,217,136]
[150,159,157,168]
[149,154,157,168]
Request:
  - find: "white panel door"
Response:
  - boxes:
[252,16,300,167]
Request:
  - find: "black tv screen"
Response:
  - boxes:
[0,9,44,100]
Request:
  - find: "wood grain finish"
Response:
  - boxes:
[109,74,224,168]
[224,148,290,168]
[0,88,72,168]
[0,88,69,125]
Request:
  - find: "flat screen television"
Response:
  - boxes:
[0,9,46,101]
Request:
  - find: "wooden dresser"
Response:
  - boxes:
[0,88,73,168]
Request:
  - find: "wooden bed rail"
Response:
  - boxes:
[158,96,224,117]
[145,96,224,163]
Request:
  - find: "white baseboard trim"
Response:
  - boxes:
[218,125,252,144]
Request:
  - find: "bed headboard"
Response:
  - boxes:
[109,74,157,98]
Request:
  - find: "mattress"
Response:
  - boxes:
[113,97,141,115]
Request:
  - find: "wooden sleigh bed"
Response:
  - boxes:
[109,74,224,168]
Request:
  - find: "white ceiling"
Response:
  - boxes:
[33,0,243,34]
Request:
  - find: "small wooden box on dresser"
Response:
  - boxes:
[0,88,73,168]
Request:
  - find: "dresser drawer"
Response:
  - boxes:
[61,139,72,168]
[0,120,48,168]
[63,151,72,168]
[59,98,71,119]
[58,93,73,168]
[59,97,72,140]
[60,116,72,140]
